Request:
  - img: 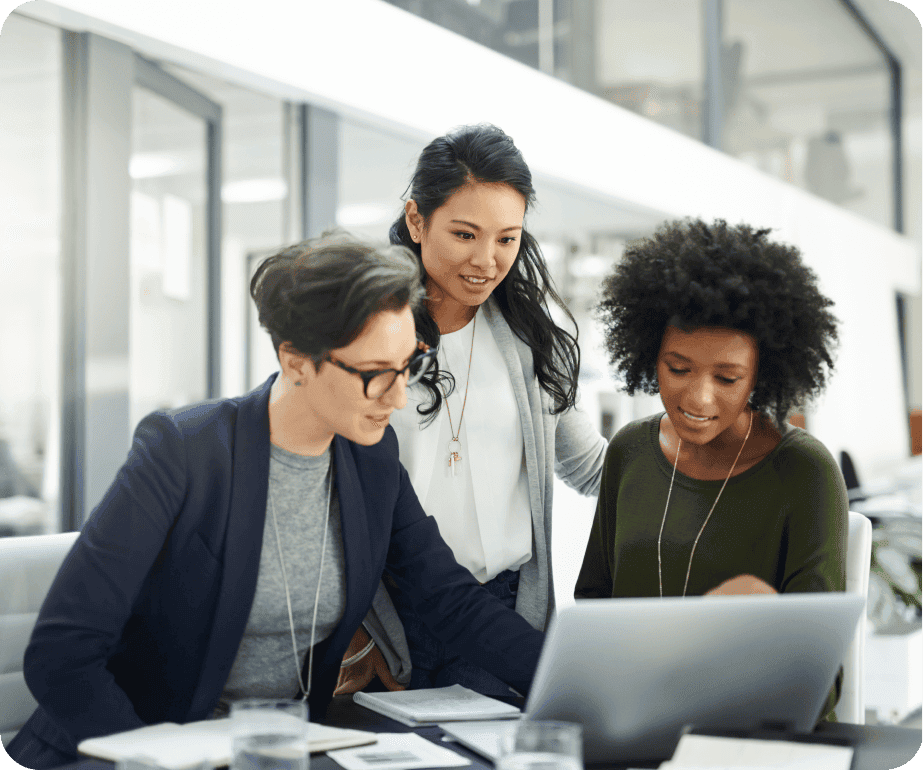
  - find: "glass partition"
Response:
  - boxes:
[725,0,893,228]
[338,118,422,241]
[129,87,209,431]
[159,64,293,396]
[383,0,899,230]
[0,15,62,535]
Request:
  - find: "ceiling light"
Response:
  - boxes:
[222,178,288,203]
[129,153,181,179]
[336,202,394,227]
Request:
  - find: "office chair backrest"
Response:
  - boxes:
[834,511,872,724]
[0,531,79,746]
[840,451,866,503]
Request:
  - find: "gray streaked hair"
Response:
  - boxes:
[250,230,425,367]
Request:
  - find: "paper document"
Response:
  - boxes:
[77,719,377,769]
[353,685,521,726]
[660,734,854,770]
[329,732,471,770]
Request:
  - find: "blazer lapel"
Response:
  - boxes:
[188,375,274,718]
[306,435,380,705]
[330,435,373,629]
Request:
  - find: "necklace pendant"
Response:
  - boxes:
[448,439,462,477]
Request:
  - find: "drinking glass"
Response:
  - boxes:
[495,720,583,770]
[230,699,310,770]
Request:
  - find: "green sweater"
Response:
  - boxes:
[575,413,848,719]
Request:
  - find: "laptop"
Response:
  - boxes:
[440,593,865,765]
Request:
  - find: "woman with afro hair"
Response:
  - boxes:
[575,218,847,717]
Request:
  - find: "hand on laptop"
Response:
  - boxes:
[335,626,406,695]
[705,573,777,596]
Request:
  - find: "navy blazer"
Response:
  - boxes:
[12,375,543,766]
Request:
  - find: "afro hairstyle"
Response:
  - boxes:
[597,218,839,429]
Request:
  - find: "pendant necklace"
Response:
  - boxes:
[443,312,477,477]
[657,410,753,597]
[268,452,334,700]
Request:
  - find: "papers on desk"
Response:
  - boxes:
[77,719,377,769]
[328,733,471,770]
[353,685,521,727]
[660,733,854,770]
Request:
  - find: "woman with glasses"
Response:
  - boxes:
[336,125,607,698]
[8,233,544,770]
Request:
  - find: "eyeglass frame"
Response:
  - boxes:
[325,340,438,399]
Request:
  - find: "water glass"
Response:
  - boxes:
[230,699,310,770]
[496,720,583,770]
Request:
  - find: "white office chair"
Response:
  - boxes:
[833,511,873,724]
[0,531,79,746]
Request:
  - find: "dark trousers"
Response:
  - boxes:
[392,568,521,698]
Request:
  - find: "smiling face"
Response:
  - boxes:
[405,181,526,330]
[656,325,759,448]
[291,305,418,449]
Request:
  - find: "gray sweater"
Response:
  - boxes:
[366,296,608,682]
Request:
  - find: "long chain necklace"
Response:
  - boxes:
[658,410,753,598]
[268,453,334,701]
[443,313,477,477]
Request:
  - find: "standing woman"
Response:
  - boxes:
[336,125,607,697]
[576,219,846,719]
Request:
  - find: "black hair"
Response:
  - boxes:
[250,231,425,368]
[597,218,839,429]
[388,123,579,420]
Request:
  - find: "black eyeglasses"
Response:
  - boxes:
[326,341,438,399]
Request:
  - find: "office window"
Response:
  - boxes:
[129,86,209,430]
[382,0,705,141]
[338,118,422,242]
[160,65,293,396]
[0,14,63,536]
[593,0,705,141]
[725,0,893,228]
[382,0,900,232]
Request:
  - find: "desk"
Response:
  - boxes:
[54,697,921,770]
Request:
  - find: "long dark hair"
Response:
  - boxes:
[389,124,579,420]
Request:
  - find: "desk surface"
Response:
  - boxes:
[54,696,921,770]
[317,698,921,770]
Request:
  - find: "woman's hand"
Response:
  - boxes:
[334,626,405,695]
[705,573,777,596]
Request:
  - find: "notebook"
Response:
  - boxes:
[354,684,521,727]
[77,718,377,769]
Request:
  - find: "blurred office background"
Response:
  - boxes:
[0,0,920,725]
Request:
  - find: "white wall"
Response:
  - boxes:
[18,0,920,481]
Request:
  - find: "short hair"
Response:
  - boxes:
[250,231,425,367]
[597,218,839,428]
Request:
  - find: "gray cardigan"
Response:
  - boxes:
[365,297,608,683]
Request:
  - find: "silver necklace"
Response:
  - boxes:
[268,453,333,701]
[657,410,753,597]
[443,313,476,477]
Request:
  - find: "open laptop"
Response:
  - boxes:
[440,593,865,765]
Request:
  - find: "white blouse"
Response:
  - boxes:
[389,308,532,583]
